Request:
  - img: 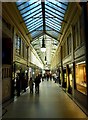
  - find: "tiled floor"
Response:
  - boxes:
[2,80,88,118]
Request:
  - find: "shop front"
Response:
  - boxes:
[62,68,67,89]
[13,62,28,96]
[74,61,88,111]
[75,61,87,95]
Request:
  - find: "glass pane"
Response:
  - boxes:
[46,9,63,21]
[24,12,42,23]
[49,29,59,36]
[26,17,42,26]
[23,9,42,21]
[46,17,62,27]
[45,18,61,29]
[31,31,43,38]
[46,26,51,31]
[17,2,28,10]
[27,19,42,29]
[46,22,60,32]
[45,1,67,14]
[46,0,67,9]
[46,20,61,30]
[45,12,55,18]
[29,24,43,32]
[45,12,62,23]
[46,31,58,39]
[29,0,40,5]
[28,21,43,30]
[45,4,64,18]
[21,5,41,17]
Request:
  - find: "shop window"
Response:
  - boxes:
[64,41,67,57]
[79,14,85,44]
[67,33,71,55]
[15,35,21,55]
[22,41,24,58]
[64,73,67,83]
[75,22,79,48]
[24,45,27,59]
[73,21,79,50]
[69,73,72,87]
[73,25,76,50]
[62,69,67,88]
[62,41,67,59]
[75,62,87,95]
[69,69,72,94]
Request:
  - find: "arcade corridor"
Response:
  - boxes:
[1,1,88,119]
[2,80,88,118]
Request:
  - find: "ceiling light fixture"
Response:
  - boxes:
[41,36,46,52]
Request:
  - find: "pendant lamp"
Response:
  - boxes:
[41,36,46,52]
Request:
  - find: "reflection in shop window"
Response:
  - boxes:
[75,62,87,95]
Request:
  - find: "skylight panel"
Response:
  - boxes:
[26,17,42,26]
[47,31,58,38]
[34,12,42,18]
[45,0,66,14]
[25,18,33,24]
[46,26,51,31]
[46,19,61,29]
[17,2,27,10]
[29,24,43,33]
[46,11,64,22]
[47,17,62,26]
[29,0,40,5]
[46,31,58,39]
[28,21,43,31]
[23,11,42,22]
[45,3,65,15]
[46,22,60,32]
[45,6,64,20]
[45,12,55,18]
[23,9,42,21]
[18,3,28,11]
[31,31,43,38]
[27,19,42,29]
[20,5,41,17]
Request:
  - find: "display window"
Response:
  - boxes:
[63,69,67,88]
[75,62,87,95]
[64,73,67,83]
[60,72,61,84]
[69,73,72,87]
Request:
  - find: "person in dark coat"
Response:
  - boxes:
[21,72,26,92]
[34,74,41,93]
[29,77,34,93]
[16,73,20,96]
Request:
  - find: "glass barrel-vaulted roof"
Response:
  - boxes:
[16,0,68,66]
[16,0,68,40]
